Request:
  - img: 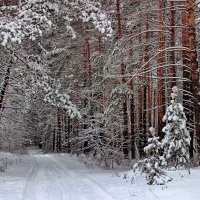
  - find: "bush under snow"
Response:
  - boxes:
[133,127,172,185]
[162,86,191,169]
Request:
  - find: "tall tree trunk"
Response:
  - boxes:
[53,125,56,152]
[67,116,72,153]
[129,31,135,159]
[169,1,176,88]
[116,0,129,157]
[138,29,145,157]
[157,1,165,138]
[82,32,90,153]
[86,30,92,86]
[144,13,152,129]
[96,36,104,114]
[187,0,200,155]
[182,1,192,156]
[57,107,62,152]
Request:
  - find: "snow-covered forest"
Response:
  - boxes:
[0,0,200,199]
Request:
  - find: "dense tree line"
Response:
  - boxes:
[0,0,199,170]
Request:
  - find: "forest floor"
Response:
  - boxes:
[0,148,200,200]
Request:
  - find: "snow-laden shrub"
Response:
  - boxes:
[0,152,22,172]
[0,157,8,172]
[133,127,172,185]
[162,86,191,169]
[78,150,126,169]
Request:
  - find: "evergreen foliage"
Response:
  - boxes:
[134,127,171,185]
[162,86,191,168]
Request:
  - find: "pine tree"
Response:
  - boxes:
[162,86,191,169]
[133,127,171,185]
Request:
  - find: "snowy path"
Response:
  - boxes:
[23,154,115,200]
[0,148,133,200]
[1,148,200,200]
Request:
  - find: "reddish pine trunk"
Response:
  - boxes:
[129,32,135,158]
[182,2,193,156]
[116,0,122,39]
[187,0,200,155]
[144,13,152,129]
[138,30,145,157]
[169,1,176,87]
[116,0,129,156]
[157,1,165,138]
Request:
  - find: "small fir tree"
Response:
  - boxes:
[134,127,171,185]
[162,86,191,169]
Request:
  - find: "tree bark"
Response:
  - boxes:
[157,1,165,138]
[169,1,176,88]
[116,0,129,157]
[144,13,152,129]
[186,0,200,155]
[129,31,135,159]
[0,66,11,114]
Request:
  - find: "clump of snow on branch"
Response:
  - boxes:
[42,80,81,119]
[133,127,171,185]
[34,74,81,119]
[0,0,52,46]
[82,10,113,36]
[162,86,191,169]
[16,56,81,119]
[0,0,113,47]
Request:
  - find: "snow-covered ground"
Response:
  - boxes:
[0,148,200,200]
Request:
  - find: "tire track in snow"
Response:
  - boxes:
[23,157,38,200]
[43,156,90,200]
[23,156,65,200]
[23,153,115,200]
[35,156,65,200]
[48,155,115,200]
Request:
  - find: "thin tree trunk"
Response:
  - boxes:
[57,107,62,152]
[157,1,165,138]
[144,13,151,129]
[116,0,129,157]
[0,66,10,112]
[67,116,71,153]
[138,29,145,157]
[96,36,104,114]
[86,29,92,86]
[82,31,90,153]
[129,31,135,159]
[182,2,192,156]
[169,1,176,88]
[53,125,56,152]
